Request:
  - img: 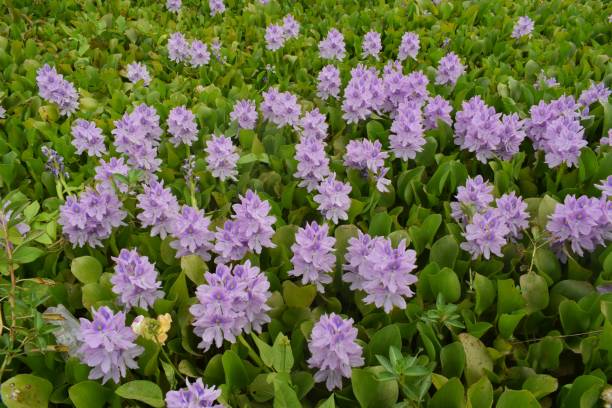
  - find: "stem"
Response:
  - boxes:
[238,335,267,370]
[2,221,17,345]
[160,347,185,381]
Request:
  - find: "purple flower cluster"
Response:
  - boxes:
[512,16,535,39]
[602,129,612,146]
[126,62,151,86]
[317,65,341,100]
[205,134,239,181]
[390,101,425,161]
[59,186,126,247]
[168,33,211,67]
[0,105,5,119]
[289,222,336,292]
[76,307,143,384]
[314,174,352,224]
[261,88,301,127]
[170,205,215,260]
[460,209,511,259]
[525,95,586,168]
[167,106,199,147]
[112,104,162,173]
[136,180,180,239]
[294,135,330,192]
[36,64,79,116]
[166,0,181,13]
[344,139,390,192]
[343,233,417,312]
[41,146,68,179]
[111,249,163,310]
[214,190,276,263]
[435,52,465,86]
[578,82,610,110]
[450,175,494,224]
[298,108,328,140]
[596,176,612,197]
[282,14,300,39]
[71,119,106,157]
[423,96,453,130]
[547,195,611,257]
[398,32,420,61]
[265,24,285,51]
[381,67,430,114]
[209,0,225,16]
[307,313,364,391]
[319,28,346,61]
[230,99,258,130]
[362,31,382,60]
[166,379,222,408]
[342,65,385,123]
[190,261,271,350]
[190,40,211,67]
[94,157,129,193]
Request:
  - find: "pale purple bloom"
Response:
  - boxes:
[390,101,425,160]
[0,105,5,118]
[496,113,526,161]
[36,64,79,116]
[126,62,151,86]
[343,231,375,291]
[209,0,225,16]
[298,108,328,140]
[454,96,502,163]
[170,205,215,260]
[41,146,67,178]
[94,157,129,193]
[343,139,388,176]
[59,186,127,248]
[205,134,239,181]
[495,192,529,239]
[307,313,364,391]
[382,69,429,114]
[111,249,163,310]
[450,175,494,224]
[512,16,534,39]
[230,99,258,130]
[435,52,465,86]
[282,14,300,39]
[211,39,222,61]
[536,71,559,89]
[314,174,351,224]
[600,129,612,146]
[578,82,610,109]
[168,32,190,63]
[376,167,392,193]
[294,135,331,192]
[112,104,162,173]
[190,261,271,350]
[167,106,198,147]
[423,96,452,130]
[361,31,382,60]
[265,24,286,51]
[166,0,181,13]
[317,65,341,100]
[342,65,385,123]
[71,119,106,157]
[596,176,612,197]
[289,222,336,292]
[461,209,510,259]
[166,379,222,408]
[189,40,211,67]
[76,307,143,384]
[261,88,301,127]
[398,32,419,61]
[319,28,346,61]
[136,180,180,239]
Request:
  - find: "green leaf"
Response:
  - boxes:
[69,381,112,408]
[222,350,250,390]
[115,381,164,407]
[560,375,605,408]
[429,267,461,303]
[496,390,540,408]
[522,374,558,399]
[248,374,274,402]
[369,212,393,236]
[498,311,526,339]
[1,374,53,408]
[252,335,275,368]
[559,300,590,334]
[282,281,317,308]
[537,195,558,229]
[430,235,459,269]
[12,246,45,264]
[367,324,402,365]
[441,342,466,378]
[458,333,493,386]
[429,378,465,408]
[534,248,561,283]
[273,374,301,408]
[497,279,525,315]
[318,394,336,408]
[272,333,294,373]
[473,274,495,315]
[71,256,102,284]
[181,255,207,285]
[81,283,114,309]
[520,272,549,313]
[466,377,493,408]
[351,367,398,408]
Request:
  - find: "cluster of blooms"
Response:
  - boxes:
[71,120,106,157]
[261,88,301,127]
[451,177,529,259]
[170,205,215,260]
[136,180,180,239]
[190,261,271,350]
[390,101,426,161]
[214,190,276,263]
[578,82,611,114]
[205,134,239,181]
[362,31,382,59]
[601,129,612,146]
[36,64,79,116]
[547,194,611,258]
[382,65,430,113]
[454,96,526,162]
[511,16,535,39]
[76,307,143,384]
[524,95,586,168]
[167,106,198,146]
[423,95,453,129]
[167,32,211,67]
[319,28,346,60]
[294,134,330,191]
[535,71,559,89]
[59,186,126,247]
[209,0,225,16]
[314,174,352,224]
[41,146,68,179]
[307,313,364,391]
[112,104,162,173]
[265,15,300,51]
[111,249,163,310]
[166,379,223,408]
[398,31,420,61]
[289,222,336,292]
[342,65,385,123]
[126,62,151,86]
[317,65,341,100]
[94,157,129,193]
[166,0,181,13]
[230,99,258,130]
[298,108,328,140]
[343,232,418,312]
[597,176,612,197]
[344,139,390,192]
[435,52,465,86]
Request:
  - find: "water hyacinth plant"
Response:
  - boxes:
[0,0,611,407]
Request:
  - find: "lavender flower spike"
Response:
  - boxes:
[36,64,79,116]
[127,62,151,86]
[230,99,258,130]
[71,119,107,157]
[205,134,239,181]
[362,31,382,60]
[170,205,215,260]
[512,16,534,39]
[167,106,199,147]
[111,249,164,310]
[435,52,465,86]
[289,222,336,292]
[166,379,223,408]
[314,174,352,224]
